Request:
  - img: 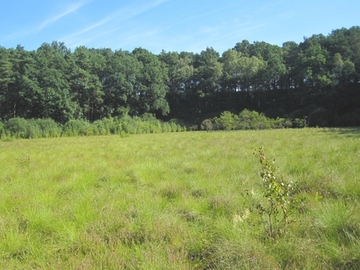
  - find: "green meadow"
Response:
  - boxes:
[0,128,360,269]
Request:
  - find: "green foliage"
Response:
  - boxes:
[1,115,186,139]
[200,118,214,131]
[131,48,170,116]
[213,111,238,130]
[4,117,29,138]
[210,109,306,131]
[4,117,67,138]
[292,117,307,128]
[31,118,62,138]
[238,109,271,130]
[254,147,297,238]
[222,48,266,92]
[0,120,4,139]
[62,119,91,136]
[1,26,360,127]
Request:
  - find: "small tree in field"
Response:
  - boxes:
[213,111,238,130]
[255,147,296,238]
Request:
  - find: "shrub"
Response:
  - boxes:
[0,121,4,139]
[4,117,29,138]
[2,114,186,140]
[119,115,137,134]
[238,109,272,130]
[91,119,112,135]
[161,122,172,133]
[293,117,307,128]
[33,118,62,138]
[108,117,123,134]
[25,119,42,138]
[213,111,238,130]
[62,119,90,136]
[254,147,297,238]
[168,122,176,132]
[207,110,308,131]
[169,118,187,132]
[3,118,62,139]
[200,119,214,131]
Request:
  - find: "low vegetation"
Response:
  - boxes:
[0,128,359,269]
[202,109,306,131]
[0,114,186,140]
[0,109,307,140]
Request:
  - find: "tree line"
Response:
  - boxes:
[0,26,359,128]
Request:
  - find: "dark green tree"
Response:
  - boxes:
[70,46,104,121]
[189,47,223,116]
[131,48,170,116]
[6,45,38,119]
[34,42,79,122]
[158,50,194,119]
[101,50,141,117]
[0,47,14,118]
[222,49,265,92]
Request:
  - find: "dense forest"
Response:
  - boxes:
[0,26,359,128]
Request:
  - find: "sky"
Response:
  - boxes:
[1,0,359,54]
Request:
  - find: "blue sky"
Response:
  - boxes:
[1,0,359,54]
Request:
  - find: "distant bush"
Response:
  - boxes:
[238,109,271,130]
[108,118,123,134]
[3,118,61,139]
[31,118,62,138]
[62,119,91,136]
[0,115,184,140]
[169,118,187,132]
[292,117,307,128]
[91,119,110,135]
[0,121,4,139]
[214,111,238,130]
[201,118,215,131]
[209,109,306,131]
[4,117,30,138]
[119,115,141,134]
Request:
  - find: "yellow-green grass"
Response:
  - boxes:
[0,128,359,269]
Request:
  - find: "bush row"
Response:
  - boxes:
[0,109,309,140]
[200,109,307,131]
[0,114,186,139]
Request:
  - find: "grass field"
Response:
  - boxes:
[0,128,360,269]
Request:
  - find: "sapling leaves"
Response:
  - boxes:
[254,147,297,238]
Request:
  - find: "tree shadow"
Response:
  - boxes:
[319,127,360,138]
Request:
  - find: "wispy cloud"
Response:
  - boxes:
[4,1,91,41]
[61,0,168,48]
[36,1,91,32]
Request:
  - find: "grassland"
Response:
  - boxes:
[0,128,359,269]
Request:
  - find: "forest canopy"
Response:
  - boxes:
[0,26,359,127]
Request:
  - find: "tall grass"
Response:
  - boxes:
[0,128,359,269]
